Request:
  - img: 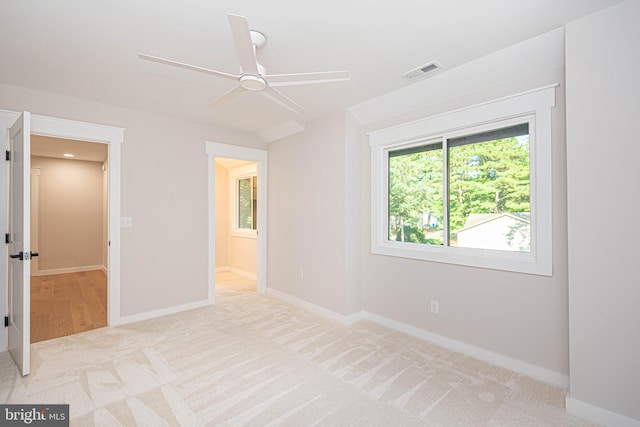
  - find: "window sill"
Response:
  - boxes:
[372,240,550,276]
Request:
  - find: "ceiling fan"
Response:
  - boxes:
[138,14,351,115]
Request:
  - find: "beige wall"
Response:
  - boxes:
[31,155,104,272]
[268,28,570,378]
[214,164,229,269]
[566,1,640,422]
[0,83,265,317]
[359,31,569,377]
[268,112,348,314]
[228,236,257,276]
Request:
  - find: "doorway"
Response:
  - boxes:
[30,136,108,342]
[205,142,267,302]
[1,110,123,375]
[214,157,258,296]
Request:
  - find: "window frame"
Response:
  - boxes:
[229,163,258,239]
[369,85,556,275]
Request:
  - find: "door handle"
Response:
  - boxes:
[9,252,37,260]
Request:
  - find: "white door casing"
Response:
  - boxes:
[30,167,40,276]
[8,112,31,376]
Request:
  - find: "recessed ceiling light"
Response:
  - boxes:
[63,153,74,158]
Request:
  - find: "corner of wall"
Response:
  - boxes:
[566,396,640,427]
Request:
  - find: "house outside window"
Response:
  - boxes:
[370,86,556,275]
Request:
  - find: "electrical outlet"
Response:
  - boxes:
[430,299,440,315]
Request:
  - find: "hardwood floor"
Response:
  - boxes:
[30,270,107,343]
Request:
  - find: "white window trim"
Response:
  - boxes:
[369,85,557,276]
[229,163,258,239]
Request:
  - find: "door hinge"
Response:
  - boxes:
[4,316,8,327]
[5,233,11,244]
[5,150,10,161]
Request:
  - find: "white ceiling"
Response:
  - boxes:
[0,0,623,140]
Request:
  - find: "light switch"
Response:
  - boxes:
[120,217,133,228]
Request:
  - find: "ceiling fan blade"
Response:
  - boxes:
[210,85,246,107]
[227,14,260,76]
[264,70,351,87]
[261,87,305,115]
[138,53,239,81]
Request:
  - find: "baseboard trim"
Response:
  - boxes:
[228,267,257,280]
[33,265,106,276]
[566,396,640,427]
[114,298,214,327]
[267,288,355,325]
[362,311,569,389]
[344,311,366,325]
[265,287,568,389]
[215,266,257,281]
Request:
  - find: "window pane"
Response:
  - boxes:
[388,143,444,245]
[448,125,531,252]
[238,177,253,229]
[252,175,258,229]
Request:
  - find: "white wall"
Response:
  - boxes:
[566,1,640,424]
[1,83,264,319]
[31,155,104,272]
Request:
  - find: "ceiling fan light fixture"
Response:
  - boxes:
[240,74,266,91]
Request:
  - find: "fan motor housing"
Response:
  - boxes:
[240,75,266,91]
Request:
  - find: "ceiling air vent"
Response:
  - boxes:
[402,61,442,80]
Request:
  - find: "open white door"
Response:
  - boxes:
[8,112,31,376]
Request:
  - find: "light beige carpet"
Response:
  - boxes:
[1,285,596,426]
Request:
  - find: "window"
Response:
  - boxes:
[237,175,258,230]
[370,86,556,275]
[229,163,258,237]
[388,122,531,251]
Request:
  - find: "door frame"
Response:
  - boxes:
[30,167,40,276]
[1,110,124,350]
[205,142,267,300]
